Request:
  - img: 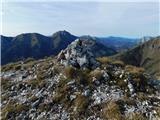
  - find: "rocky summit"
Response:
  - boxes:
[1,39,160,120]
[57,37,100,69]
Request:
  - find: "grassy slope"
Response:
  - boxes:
[112,36,160,79]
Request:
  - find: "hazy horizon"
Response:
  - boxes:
[1,30,158,39]
[1,1,159,38]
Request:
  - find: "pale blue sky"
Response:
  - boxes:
[2,1,160,37]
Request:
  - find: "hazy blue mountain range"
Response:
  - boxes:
[1,31,139,65]
[97,36,139,52]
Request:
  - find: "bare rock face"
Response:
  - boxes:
[57,36,100,69]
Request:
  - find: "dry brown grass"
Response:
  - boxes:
[15,104,29,113]
[136,92,150,101]
[64,66,77,79]
[1,77,12,91]
[156,107,160,118]
[116,79,128,90]
[126,112,147,120]
[125,65,145,75]
[52,77,71,106]
[2,102,29,119]
[89,69,103,81]
[125,65,149,91]
[112,60,125,67]
[29,95,38,102]
[27,78,46,89]
[73,95,89,115]
[120,96,136,106]
[102,101,123,120]
[96,57,112,64]
[1,62,22,71]
[38,103,52,112]
[1,94,9,102]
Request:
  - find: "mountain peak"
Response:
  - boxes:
[52,30,72,37]
[1,31,77,65]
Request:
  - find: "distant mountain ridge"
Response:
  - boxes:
[1,31,140,65]
[1,31,77,65]
[97,36,139,52]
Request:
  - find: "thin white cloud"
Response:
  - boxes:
[2,1,159,37]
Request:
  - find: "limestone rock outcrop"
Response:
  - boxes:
[58,36,100,69]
